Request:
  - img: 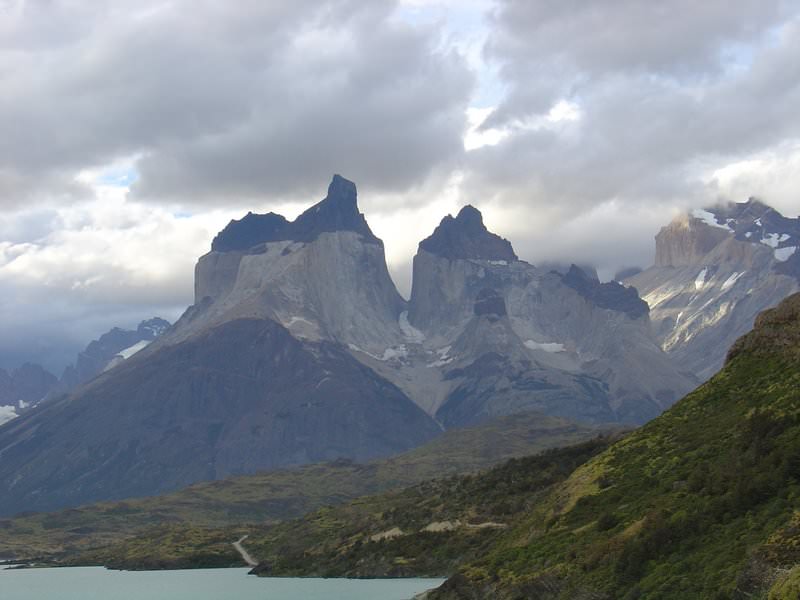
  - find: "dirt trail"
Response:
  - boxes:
[232,535,258,567]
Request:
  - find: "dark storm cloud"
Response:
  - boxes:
[0,0,473,208]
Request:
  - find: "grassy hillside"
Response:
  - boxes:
[0,411,606,562]
[430,293,800,599]
[77,436,616,572]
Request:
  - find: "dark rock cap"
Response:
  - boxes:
[419,205,518,262]
[211,175,379,252]
[562,265,649,319]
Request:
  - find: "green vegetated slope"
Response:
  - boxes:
[0,412,605,562]
[431,292,800,600]
[75,436,617,573]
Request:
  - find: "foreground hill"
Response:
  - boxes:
[432,292,800,599]
[82,436,616,573]
[0,412,605,561]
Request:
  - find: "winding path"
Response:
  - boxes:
[232,535,258,567]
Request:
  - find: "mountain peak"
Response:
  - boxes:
[211,175,379,252]
[327,173,357,203]
[291,174,378,244]
[419,205,517,261]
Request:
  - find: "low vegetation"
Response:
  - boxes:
[431,292,800,599]
[0,412,607,563]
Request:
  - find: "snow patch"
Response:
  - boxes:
[427,346,454,367]
[721,272,745,292]
[118,340,150,359]
[488,260,508,266]
[399,311,425,343]
[524,340,566,353]
[692,209,733,232]
[775,246,797,262]
[286,316,314,327]
[381,345,408,361]
[348,343,408,362]
[745,231,752,238]
[0,405,17,425]
[694,268,708,290]
[18,400,29,409]
[761,233,790,248]
[141,322,169,337]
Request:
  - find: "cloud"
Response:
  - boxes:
[2,0,800,371]
[0,183,239,370]
[454,1,800,276]
[0,0,473,208]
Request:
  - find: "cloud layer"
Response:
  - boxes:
[1,0,799,369]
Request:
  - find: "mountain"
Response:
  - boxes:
[0,178,441,516]
[0,175,692,516]
[0,363,58,424]
[401,206,692,426]
[55,317,171,393]
[0,412,610,562]
[0,318,440,517]
[0,317,170,426]
[626,198,799,380]
[165,174,404,354]
[427,292,800,598]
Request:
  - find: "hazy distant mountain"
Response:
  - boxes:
[55,317,171,394]
[0,175,697,516]
[0,317,171,425]
[0,364,57,424]
[626,198,799,380]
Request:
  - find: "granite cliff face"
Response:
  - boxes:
[172,175,405,356]
[626,199,799,380]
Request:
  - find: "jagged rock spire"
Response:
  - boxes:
[419,205,517,261]
[211,174,379,252]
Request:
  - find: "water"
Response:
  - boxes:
[0,567,444,600]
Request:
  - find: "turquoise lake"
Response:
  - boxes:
[0,567,444,599]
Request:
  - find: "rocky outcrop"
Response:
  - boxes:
[562,264,649,319]
[418,205,517,262]
[626,199,800,380]
[211,174,380,253]
[655,213,732,267]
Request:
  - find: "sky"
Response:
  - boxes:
[1,0,799,372]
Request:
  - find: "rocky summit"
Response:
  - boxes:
[0,177,792,518]
[626,198,799,380]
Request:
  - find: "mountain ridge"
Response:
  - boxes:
[626,198,799,379]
